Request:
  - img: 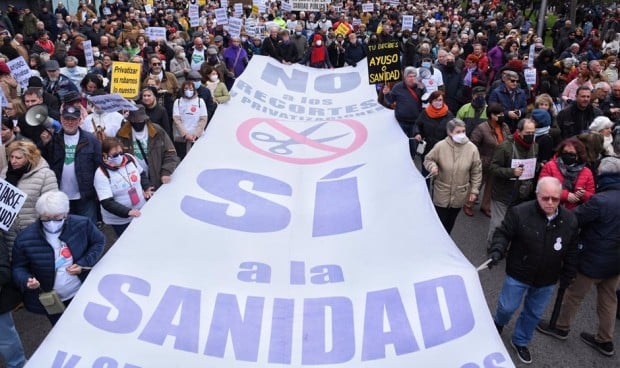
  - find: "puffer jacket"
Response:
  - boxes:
[424,137,482,208]
[539,157,595,210]
[1,159,58,251]
[490,200,579,287]
[572,175,620,279]
[11,215,105,314]
[0,235,21,314]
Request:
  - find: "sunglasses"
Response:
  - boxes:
[509,79,518,83]
[151,63,161,66]
[539,196,561,203]
[108,152,123,158]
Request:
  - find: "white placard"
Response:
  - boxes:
[362,3,374,12]
[290,0,330,11]
[83,39,95,67]
[246,26,256,37]
[189,4,200,19]
[221,0,228,8]
[146,27,166,41]
[524,68,537,86]
[190,17,200,27]
[215,8,228,25]
[144,4,153,14]
[352,18,361,26]
[103,7,111,15]
[402,15,414,31]
[390,0,399,7]
[0,88,7,107]
[281,1,292,12]
[234,3,243,17]
[0,178,27,232]
[511,158,537,180]
[86,93,139,113]
[228,17,243,38]
[6,56,31,90]
[528,44,536,68]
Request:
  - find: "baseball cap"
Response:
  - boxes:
[61,105,81,119]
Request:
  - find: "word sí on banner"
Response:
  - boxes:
[110,62,142,99]
[366,42,401,84]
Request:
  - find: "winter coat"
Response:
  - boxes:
[0,159,58,252]
[0,234,21,314]
[490,200,579,287]
[116,122,179,189]
[572,175,620,279]
[489,136,538,205]
[539,158,595,210]
[424,137,482,208]
[383,82,424,125]
[41,128,103,200]
[488,84,528,131]
[470,120,511,171]
[169,56,190,85]
[556,103,603,139]
[416,110,455,155]
[12,215,105,314]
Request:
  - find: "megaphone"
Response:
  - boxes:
[25,105,61,133]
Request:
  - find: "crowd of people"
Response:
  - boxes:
[0,0,618,366]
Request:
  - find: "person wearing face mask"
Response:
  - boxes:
[203,65,230,107]
[170,46,191,86]
[0,141,57,257]
[588,116,616,156]
[172,80,209,159]
[539,138,595,210]
[471,103,512,217]
[11,190,105,326]
[291,25,308,62]
[424,118,482,233]
[94,137,151,236]
[456,86,488,136]
[116,104,178,190]
[82,90,124,142]
[327,33,346,68]
[487,118,539,247]
[299,34,333,69]
[60,56,87,94]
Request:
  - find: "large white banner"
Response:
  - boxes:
[26,56,514,368]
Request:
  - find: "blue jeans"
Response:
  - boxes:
[0,311,26,368]
[69,197,98,225]
[494,275,555,346]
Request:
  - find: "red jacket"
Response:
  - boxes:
[539,157,595,210]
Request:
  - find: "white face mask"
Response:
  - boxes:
[42,219,65,234]
[316,40,322,46]
[184,89,194,98]
[209,75,218,82]
[604,134,613,146]
[452,132,468,144]
[108,154,123,166]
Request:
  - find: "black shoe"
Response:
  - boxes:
[510,341,532,364]
[536,320,569,340]
[494,321,503,334]
[580,332,615,357]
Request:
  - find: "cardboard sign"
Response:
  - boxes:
[366,42,401,84]
[110,62,142,99]
[7,56,31,90]
[0,178,27,232]
[146,27,166,41]
[215,8,228,25]
[87,93,139,113]
[362,3,373,12]
[83,39,95,67]
[402,15,414,31]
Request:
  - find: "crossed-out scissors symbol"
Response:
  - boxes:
[250,122,350,155]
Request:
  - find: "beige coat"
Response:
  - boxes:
[424,137,483,208]
[0,159,58,251]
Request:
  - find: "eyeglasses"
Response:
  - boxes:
[508,79,518,83]
[151,63,161,66]
[539,196,561,203]
[108,152,123,158]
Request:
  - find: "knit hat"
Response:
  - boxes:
[0,61,10,75]
[531,109,551,128]
[589,116,613,132]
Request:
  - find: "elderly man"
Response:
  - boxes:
[600,80,620,126]
[43,60,79,108]
[262,26,281,60]
[589,60,608,85]
[60,56,87,92]
[591,81,611,109]
[186,35,208,71]
[40,106,103,225]
[488,70,528,132]
[488,176,579,364]
[557,86,602,139]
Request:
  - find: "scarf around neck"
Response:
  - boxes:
[425,103,449,119]
[513,131,533,149]
[556,156,585,192]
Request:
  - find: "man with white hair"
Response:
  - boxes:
[488,176,579,364]
[60,56,87,93]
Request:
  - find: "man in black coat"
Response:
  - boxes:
[0,232,26,367]
[557,86,603,139]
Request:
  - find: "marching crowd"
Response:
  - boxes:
[0,0,618,366]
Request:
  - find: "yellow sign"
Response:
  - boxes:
[110,62,142,99]
[198,0,206,5]
[145,0,154,5]
[252,5,259,15]
[335,23,350,36]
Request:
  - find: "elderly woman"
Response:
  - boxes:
[588,116,615,156]
[415,90,455,157]
[1,141,58,254]
[424,118,483,233]
[11,190,105,325]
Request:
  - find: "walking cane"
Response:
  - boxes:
[548,287,566,329]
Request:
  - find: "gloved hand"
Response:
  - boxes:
[487,250,503,269]
[559,275,573,289]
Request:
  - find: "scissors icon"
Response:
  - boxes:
[251,123,349,155]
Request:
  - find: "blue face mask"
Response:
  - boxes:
[193,81,201,89]
[422,61,432,68]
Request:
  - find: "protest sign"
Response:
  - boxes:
[281,1,292,12]
[146,27,166,41]
[402,15,414,31]
[390,0,399,7]
[228,17,243,38]
[511,158,537,180]
[26,56,514,368]
[221,0,228,8]
[362,3,374,12]
[87,93,139,113]
[528,44,536,68]
[234,3,243,17]
[0,88,8,107]
[0,178,27,232]
[109,62,142,99]
[366,42,401,84]
[291,0,331,11]
[188,4,199,19]
[352,18,361,26]
[334,22,351,36]
[190,17,200,27]
[524,68,537,86]
[7,56,31,90]
[215,8,228,25]
[83,40,95,67]
[144,4,153,14]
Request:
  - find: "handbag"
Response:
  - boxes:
[38,290,65,315]
[416,139,427,155]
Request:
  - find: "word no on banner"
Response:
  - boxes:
[110,62,142,99]
[366,42,401,84]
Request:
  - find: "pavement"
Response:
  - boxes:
[3,206,619,367]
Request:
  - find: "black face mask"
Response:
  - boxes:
[560,152,578,165]
[521,134,535,144]
[495,115,505,124]
[131,122,146,132]
[446,61,455,69]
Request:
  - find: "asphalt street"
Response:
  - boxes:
[3,203,619,368]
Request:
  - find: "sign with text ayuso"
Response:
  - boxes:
[26,56,514,368]
[366,42,401,84]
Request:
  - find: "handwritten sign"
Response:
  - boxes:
[87,93,139,113]
[110,62,142,99]
[0,178,27,232]
[7,56,31,90]
[524,68,537,86]
[511,158,537,180]
[83,39,95,67]
[366,42,401,84]
[146,27,166,41]
[362,3,374,12]
[402,15,414,31]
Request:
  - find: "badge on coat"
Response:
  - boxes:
[553,237,562,251]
